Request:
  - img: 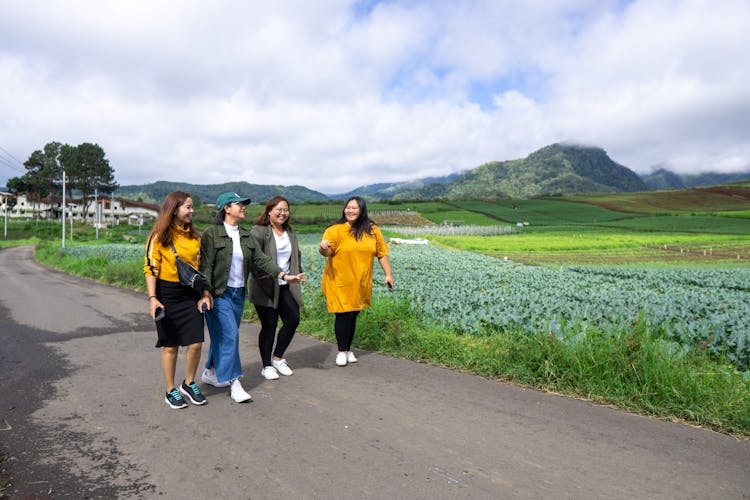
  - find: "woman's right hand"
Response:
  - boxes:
[149,297,165,319]
[285,272,307,284]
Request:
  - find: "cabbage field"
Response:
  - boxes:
[299,241,750,371]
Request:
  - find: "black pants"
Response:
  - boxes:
[254,285,300,367]
[334,311,360,352]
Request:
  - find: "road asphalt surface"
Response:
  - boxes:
[0,245,748,499]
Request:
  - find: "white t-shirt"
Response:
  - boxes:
[274,230,291,284]
[224,223,245,288]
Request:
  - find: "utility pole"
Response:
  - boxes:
[95,188,99,239]
[62,170,66,249]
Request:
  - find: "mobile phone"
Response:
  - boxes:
[154,307,165,321]
[387,282,394,292]
[201,303,207,313]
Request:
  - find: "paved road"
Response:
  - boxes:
[0,245,748,499]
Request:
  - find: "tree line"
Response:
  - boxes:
[6,141,118,221]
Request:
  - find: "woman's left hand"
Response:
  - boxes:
[198,295,213,313]
[385,276,395,290]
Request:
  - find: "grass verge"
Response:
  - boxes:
[35,243,145,291]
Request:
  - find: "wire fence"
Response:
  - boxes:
[382,224,516,236]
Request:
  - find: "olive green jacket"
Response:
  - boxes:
[248,224,303,308]
[199,224,282,298]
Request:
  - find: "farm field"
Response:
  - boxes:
[569,186,750,214]
[598,215,750,233]
[452,199,640,225]
[427,231,750,266]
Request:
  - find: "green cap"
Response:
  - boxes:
[215,192,251,209]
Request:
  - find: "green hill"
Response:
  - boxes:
[116,180,328,205]
[394,143,647,200]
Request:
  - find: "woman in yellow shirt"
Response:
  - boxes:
[144,191,211,409]
[319,196,394,367]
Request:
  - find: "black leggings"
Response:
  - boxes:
[334,311,360,352]
[255,285,300,367]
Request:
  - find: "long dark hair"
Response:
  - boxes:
[334,196,375,240]
[150,191,199,245]
[254,196,293,232]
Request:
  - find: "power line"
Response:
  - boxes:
[0,146,24,166]
[0,145,25,174]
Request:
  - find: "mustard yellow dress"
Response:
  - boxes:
[321,223,389,313]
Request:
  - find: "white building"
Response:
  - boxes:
[1,192,158,226]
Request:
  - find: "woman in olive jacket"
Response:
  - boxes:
[249,196,306,380]
[200,192,304,402]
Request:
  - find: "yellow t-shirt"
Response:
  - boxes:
[143,224,201,282]
[321,223,389,313]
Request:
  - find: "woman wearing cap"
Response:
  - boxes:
[144,191,209,409]
[249,196,307,380]
[318,196,394,366]
[199,192,305,403]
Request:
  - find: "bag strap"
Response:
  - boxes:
[168,242,181,260]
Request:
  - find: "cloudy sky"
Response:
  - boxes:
[1,0,748,194]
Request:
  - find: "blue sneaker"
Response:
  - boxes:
[179,380,207,405]
[165,388,188,409]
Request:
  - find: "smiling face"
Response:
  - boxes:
[344,199,361,225]
[224,201,247,225]
[174,197,194,226]
[268,200,289,228]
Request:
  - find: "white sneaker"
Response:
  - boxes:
[347,351,358,363]
[272,358,293,376]
[261,366,280,380]
[201,368,230,388]
[230,378,252,403]
[336,352,348,367]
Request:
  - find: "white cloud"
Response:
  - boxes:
[1,0,749,194]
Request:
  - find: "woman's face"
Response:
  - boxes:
[225,201,247,222]
[268,200,289,227]
[344,199,360,225]
[174,197,194,225]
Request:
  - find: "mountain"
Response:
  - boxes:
[680,171,750,188]
[641,168,750,190]
[329,172,463,201]
[115,181,329,205]
[641,168,686,190]
[394,143,647,200]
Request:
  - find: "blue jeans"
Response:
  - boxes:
[204,286,245,383]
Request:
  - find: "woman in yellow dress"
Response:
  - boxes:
[318,196,394,366]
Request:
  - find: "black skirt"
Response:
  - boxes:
[155,280,204,348]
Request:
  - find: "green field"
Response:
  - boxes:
[430,231,750,266]
[570,186,750,214]
[598,215,750,234]
[452,199,639,225]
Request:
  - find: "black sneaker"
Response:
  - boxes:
[165,388,188,409]
[179,380,207,405]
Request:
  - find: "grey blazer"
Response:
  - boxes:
[248,224,303,308]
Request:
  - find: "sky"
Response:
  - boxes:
[1,0,749,194]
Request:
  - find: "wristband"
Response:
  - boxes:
[148,295,157,300]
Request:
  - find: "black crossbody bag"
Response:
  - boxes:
[169,242,206,291]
